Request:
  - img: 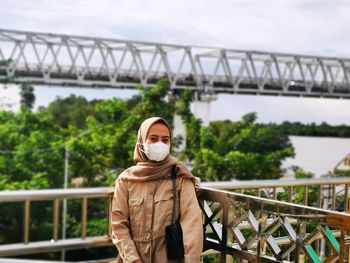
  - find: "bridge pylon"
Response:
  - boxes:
[172,89,217,153]
[193,88,218,126]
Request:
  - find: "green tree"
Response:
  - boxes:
[46,94,97,129]
[0,108,65,245]
[180,106,294,181]
[275,121,350,138]
[0,80,297,255]
[333,168,350,177]
[0,59,14,84]
[19,83,35,110]
[0,108,64,190]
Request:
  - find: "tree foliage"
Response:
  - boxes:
[0,59,14,84]
[46,94,97,129]
[0,80,297,255]
[19,83,36,110]
[0,108,63,190]
[0,80,178,190]
[2,80,343,190]
[176,92,295,181]
[264,121,350,138]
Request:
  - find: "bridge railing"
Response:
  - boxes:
[201,176,350,212]
[198,186,350,262]
[0,177,349,261]
[0,187,113,257]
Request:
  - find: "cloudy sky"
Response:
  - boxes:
[1,0,350,124]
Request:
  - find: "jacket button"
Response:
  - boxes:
[146,231,152,240]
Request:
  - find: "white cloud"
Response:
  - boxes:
[2,0,350,56]
[1,0,350,123]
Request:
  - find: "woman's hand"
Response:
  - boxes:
[132,259,143,263]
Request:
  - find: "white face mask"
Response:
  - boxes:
[143,142,170,162]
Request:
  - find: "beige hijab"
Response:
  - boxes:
[119,117,194,183]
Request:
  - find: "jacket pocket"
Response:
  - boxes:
[128,197,144,227]
[154,190,173,203]
[154,191,176,226]
[129,198,144,206]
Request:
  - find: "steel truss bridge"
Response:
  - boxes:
[1,28,350,99]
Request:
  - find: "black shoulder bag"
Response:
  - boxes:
[165,166,185,259]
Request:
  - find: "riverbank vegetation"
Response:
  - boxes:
[0,80,348,261]
[260,121,350,138]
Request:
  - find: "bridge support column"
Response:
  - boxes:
[173,110,187,152]
[172,91,217,153]
[193,92,217,126]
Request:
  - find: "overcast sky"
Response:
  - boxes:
[1,0,350,124]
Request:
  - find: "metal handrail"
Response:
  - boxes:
[200,176,350,189]
[202,177,350,211]
[0,176,349,201]
[0,187,112,202]
[0,177,349,260]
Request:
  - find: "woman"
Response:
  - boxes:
[111,117,203,263]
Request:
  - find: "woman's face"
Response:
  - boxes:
[145,123,171,145]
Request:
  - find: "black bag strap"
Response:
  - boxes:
[171,165,177,224]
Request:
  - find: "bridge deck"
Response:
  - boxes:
[1,28,350,99]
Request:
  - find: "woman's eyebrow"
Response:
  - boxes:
[148,134,159,137]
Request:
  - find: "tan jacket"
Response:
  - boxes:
[111,176,203,263]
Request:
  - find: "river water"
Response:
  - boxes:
[283,136,350,177]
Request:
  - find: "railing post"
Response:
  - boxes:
[347,197,350,263]
[53,199,59,242]
[332,184,336,210]
[345,187,350,263]
[226,208,233,263]
[317,185,322,208]
[258,211,267,257]
[314,185,322,255]
[288,186,293,203]
[23,200,30,244]
[272,187,277,200]
[339,230,345,262]
[345,184,349,212]
[303,186,308,206]
[295,220,306,263]
[220,205,228,263]
[108,196,113,237]
[82,197,88,239]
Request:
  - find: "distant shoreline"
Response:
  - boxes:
[283,135,350,177]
